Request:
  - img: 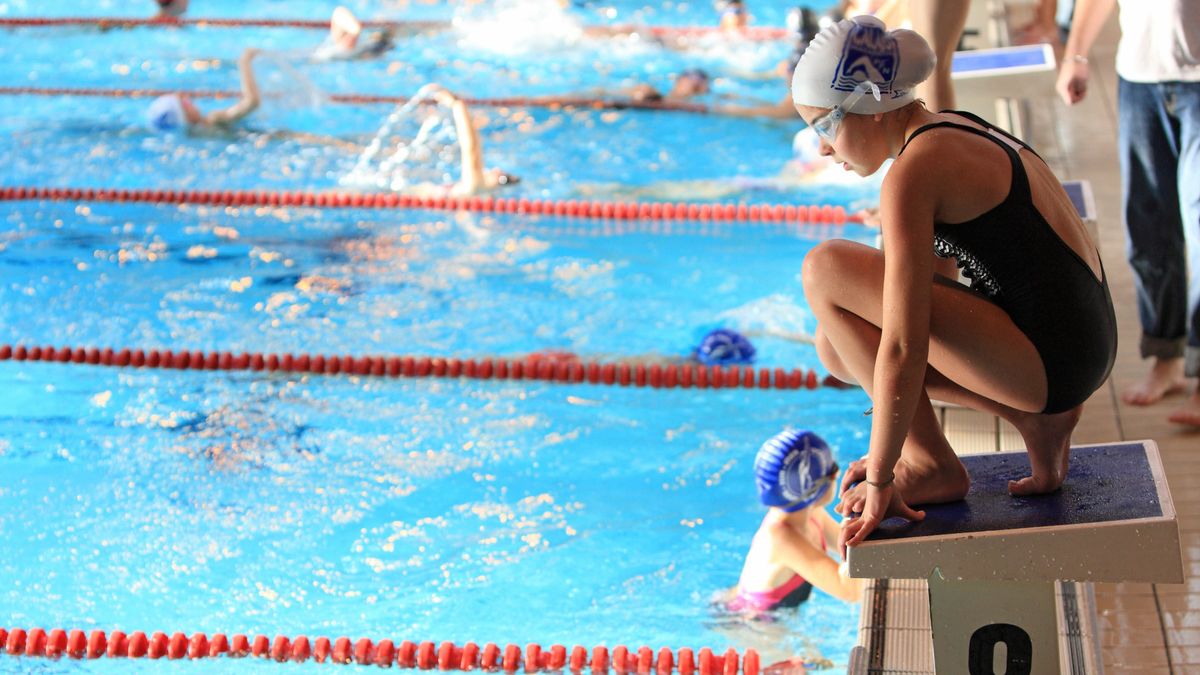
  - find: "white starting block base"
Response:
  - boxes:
[850,579,1103,674]
[847,440,1182,674]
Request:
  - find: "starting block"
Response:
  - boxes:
[952,43,1058,139]
[847,440,1182,674]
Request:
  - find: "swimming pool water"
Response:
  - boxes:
[1,1,871,672]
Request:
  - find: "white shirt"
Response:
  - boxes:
[1116,0,1200,82]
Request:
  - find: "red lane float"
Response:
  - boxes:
[0,186,856,225]
[0,628,764,674]
[0,343,846,391]
[0,86,710,114]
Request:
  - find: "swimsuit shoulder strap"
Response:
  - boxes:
[898,117,1032,203]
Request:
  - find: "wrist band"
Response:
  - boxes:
[865,475,895,488]
[1069,54,1088,64]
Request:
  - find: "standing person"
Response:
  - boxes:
[791,16,1117,549]
[907,0,969,112]
[1057,0,1200,426]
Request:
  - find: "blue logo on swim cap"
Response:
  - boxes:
[832,22,898,94]
[755,429,835,512]
[695,328,756,365]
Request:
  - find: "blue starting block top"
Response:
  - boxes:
[868,443,1160,541]
[1062,179,1097,222]
[846,440,1183,583]
[952,44,1055,78]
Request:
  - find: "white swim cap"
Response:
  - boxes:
[790,15,935,114]
[147,94,188,131]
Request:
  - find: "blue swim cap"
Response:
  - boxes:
[754,429,836,512]
[147,94,187,132]
[695,328,755,365]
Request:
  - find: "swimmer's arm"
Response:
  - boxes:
[867,150,939,485]
[207,48,262,126]
[444,93,485,192]
[817,509,843,553]
[771,521,862,603]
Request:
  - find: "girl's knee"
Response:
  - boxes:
[802,240,853,292]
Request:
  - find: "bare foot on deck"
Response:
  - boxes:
[1167,390,1200,428]
[1122,357,1188,406]
[1008,404,1082,496]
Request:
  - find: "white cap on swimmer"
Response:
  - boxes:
[147,94,188,132]
[790,15,935,114]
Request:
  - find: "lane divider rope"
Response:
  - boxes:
[0,187,855,225]
[0,344,845,391]
[0,627,763,674]
[0,16,790,41]
[0,86,710,114]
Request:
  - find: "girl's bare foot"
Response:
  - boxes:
[839,454,969,516]
[1167,390,1200,428]
[892,455,971,505]
[1009,405,1082,496]
[1122,357,1188,406]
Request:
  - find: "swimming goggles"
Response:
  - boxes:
[808,80,882,142]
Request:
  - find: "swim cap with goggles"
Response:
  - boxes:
[755,429,837,512]
[147,94,188,132]
[791,15,935,127]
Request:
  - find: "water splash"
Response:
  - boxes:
[340,84,460,192]
[452,0,585,55]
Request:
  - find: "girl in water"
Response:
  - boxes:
[791,16,1116,550]
[728,429,861,612]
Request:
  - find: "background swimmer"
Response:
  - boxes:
[627,68,712,104]
[405,85,521,197]
[312,6,396,62]
[146,48,262,132]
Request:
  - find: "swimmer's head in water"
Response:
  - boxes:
[695,328,755,365]
[786,6,820,42]
[155,0,188,17]
[755,429,837,512]
[147,94,191,132]
[671,68,711,97]
[487,168,521,188]
[716,0,747,29]
[792,126,822,164]
[791,15,935,115]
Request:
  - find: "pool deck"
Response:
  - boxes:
[941,14,1200,673]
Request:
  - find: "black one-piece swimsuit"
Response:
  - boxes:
[898,110,1117,414]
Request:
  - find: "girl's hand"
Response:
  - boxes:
[837,482,925,557]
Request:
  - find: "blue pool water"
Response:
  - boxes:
[0,1,874,672]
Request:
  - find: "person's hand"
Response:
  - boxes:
[240,48,262,62]
[427,85,457,106]
[1056,58,1089,105]
[837,482,925,557]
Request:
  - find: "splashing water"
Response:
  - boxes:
[253,51,327,114]
[452,0,585,55]
[340,84,461,192]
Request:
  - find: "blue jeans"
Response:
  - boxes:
[1118,77,1200,377]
